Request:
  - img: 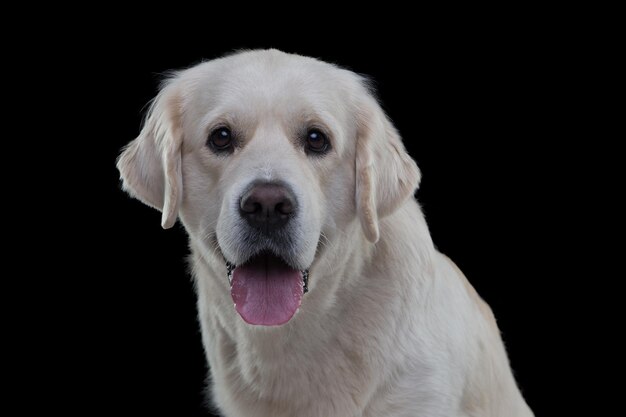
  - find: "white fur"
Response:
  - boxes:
[117,49,533,417]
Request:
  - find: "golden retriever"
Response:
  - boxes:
[117,49,533,417]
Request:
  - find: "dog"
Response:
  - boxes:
[117,49,533,417]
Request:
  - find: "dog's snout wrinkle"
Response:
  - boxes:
[239,182,297,231]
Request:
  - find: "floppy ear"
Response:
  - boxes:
[116,82,183,229]
[355,93,421,243]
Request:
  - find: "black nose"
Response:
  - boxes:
[239,182,297,231]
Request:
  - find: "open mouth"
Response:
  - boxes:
[227,252,309,326]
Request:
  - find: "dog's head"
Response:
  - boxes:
[117,50,420,326]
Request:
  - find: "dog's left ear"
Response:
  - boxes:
[116,81,183,229]
[355,91,421,243]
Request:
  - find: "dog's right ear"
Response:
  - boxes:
[116,81,183,229]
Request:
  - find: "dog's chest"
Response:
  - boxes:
[210,325,378,417]
[214,339,455,417]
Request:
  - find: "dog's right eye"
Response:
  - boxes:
[207,127,234,152]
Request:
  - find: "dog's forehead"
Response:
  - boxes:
[183,50,359,117]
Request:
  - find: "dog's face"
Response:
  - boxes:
[118,50,420,326]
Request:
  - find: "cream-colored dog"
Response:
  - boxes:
[117,49,533,417]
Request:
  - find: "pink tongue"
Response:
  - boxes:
[231,254,303,326]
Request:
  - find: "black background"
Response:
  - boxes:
[54,30,571,416]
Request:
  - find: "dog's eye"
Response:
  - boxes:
[305,129,329,154]
[208,127,233,152]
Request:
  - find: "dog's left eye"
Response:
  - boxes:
[305,129,330,154]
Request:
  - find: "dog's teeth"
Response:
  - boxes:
[226,261,236,285]
[302,269,309,294]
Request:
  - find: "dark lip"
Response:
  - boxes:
[240,250,294,268]
[227,250,304,274]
